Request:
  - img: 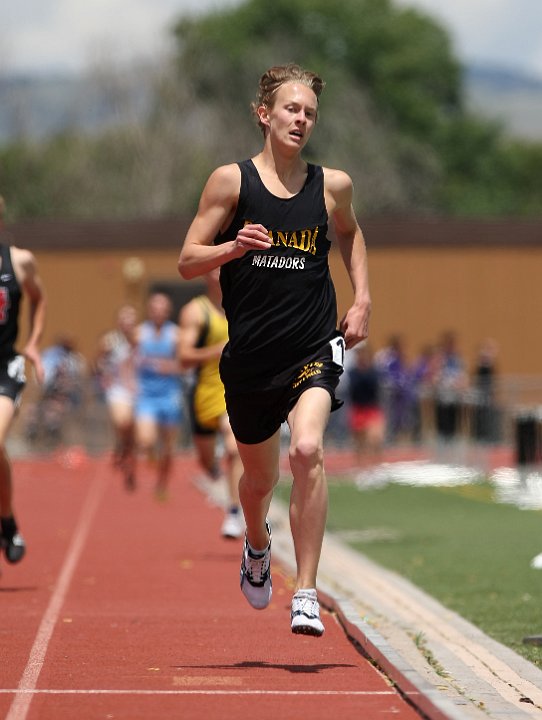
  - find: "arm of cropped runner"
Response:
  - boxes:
[14,247,47,384]
[178,164,271,280]
[325,169,371,350]
[178,302,225,371]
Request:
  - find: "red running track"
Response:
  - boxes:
[0,452,423,720]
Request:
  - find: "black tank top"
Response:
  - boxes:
[0,243,21,359]
[216,159,337,385]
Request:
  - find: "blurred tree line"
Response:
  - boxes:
[2,0,542,221]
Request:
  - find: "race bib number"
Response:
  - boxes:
[329,336,345,368]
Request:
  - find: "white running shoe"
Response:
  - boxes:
[221,509,244,539]
[240,522,272,609]
[531,552,542,569]
[291,589,325,636]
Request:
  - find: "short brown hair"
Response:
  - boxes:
[251,64,325,135]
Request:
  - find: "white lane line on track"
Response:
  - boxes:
[1,690,397,696]
[5,467,107,720]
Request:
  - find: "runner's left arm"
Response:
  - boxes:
[325,169,371,349]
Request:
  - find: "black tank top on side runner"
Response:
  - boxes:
[216,159,338,389]
[0,243,21,360]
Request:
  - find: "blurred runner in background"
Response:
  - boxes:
[134,293,183,501]
[96,305,138,491]
[179,269,244,539]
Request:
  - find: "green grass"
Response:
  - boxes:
[276,479,542,667]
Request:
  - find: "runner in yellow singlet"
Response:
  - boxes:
[179,269,244,539]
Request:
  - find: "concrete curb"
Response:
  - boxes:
[316,583,470,720]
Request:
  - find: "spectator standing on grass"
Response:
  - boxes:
[95,305,138,491]
[433,331,468,442]
[409,343,439,443]
[375,334,410,443]
[134,293,183,501]
[347,343,385,475]
[178,63,371,637]
[0,195,46,566]
[471,337,499,442]
[178,268,244,540]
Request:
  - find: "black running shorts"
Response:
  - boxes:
[0,354,27,406]
[224,335,345,445]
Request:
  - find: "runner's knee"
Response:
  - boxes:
[289,436,323,472]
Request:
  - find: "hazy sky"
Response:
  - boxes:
[4,0,542,78]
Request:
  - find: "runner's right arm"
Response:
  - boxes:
[178,164,271,280]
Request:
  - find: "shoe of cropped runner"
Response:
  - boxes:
[291,589,325,636]
[1,523,26,564]
[240,521,272,609]
[221,508,244,539]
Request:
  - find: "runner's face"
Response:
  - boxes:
[263,82,317,151]
[118,306,137,332]
[148,295,171,325]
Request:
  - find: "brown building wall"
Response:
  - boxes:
[7,216,542,376]
[34,248,185,357]
[330,244,542,375]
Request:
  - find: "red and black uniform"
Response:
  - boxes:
[0,243,26,403]
[216,159,344,444]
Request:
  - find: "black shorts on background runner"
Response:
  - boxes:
[0,354,26,406]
